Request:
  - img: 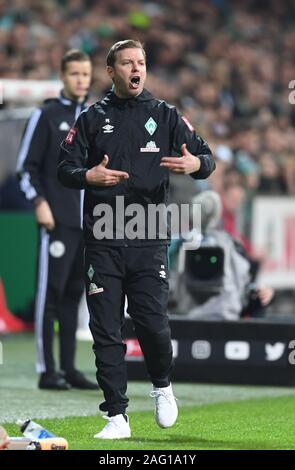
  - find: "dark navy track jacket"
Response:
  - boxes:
[58,89,215,245]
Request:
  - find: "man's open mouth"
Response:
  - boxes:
[130,76,140,88]
[131,76,140,85]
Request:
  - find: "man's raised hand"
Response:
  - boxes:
[86,155,129,186]
[160,143,201,175]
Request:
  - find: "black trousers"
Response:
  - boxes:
[85,245,173,416]
[35,224,84,374]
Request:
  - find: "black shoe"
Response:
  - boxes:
[65,370,98,390]
[39,372,71,390]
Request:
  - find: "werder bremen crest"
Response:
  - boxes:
[145,117,157,136]
[87,264,95,281]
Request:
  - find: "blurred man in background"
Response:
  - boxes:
[16,49,97,391]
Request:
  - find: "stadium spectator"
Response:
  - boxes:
[2,0,295,241]
[16,49,97,391]
[221,181,251,252]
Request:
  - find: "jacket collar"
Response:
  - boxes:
[59,90,87,108]
[104,88,154,107]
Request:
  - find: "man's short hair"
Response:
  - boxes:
[106,40,146,67]
[61,49,91,72]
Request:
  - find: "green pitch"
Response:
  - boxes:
[1,333,295,450]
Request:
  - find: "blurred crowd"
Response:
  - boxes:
[1,0,295,240]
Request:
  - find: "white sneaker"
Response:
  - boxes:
[94,414,131,439]
[150,384,178,428]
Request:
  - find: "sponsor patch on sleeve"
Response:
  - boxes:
[65,127,77,144]
[181,116,194,132]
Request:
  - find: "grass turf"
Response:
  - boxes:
[2,333,295,450]
[3,395,295,450]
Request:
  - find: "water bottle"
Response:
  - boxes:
[17,419,56,439]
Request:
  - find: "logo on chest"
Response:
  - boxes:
[140,141,160,153]
[102,118,114,133]
[145,117,157,136]
[59,121,70,131]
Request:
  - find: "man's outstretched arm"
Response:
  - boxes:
[162,108,215,179]
[58,111,129,189]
